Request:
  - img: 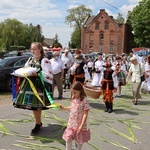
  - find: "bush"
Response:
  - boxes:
[10,45,26,51]
[0,51,6,58]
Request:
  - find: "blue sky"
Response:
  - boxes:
[0,0,141,48]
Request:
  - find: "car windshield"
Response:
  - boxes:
[0,58,12,66]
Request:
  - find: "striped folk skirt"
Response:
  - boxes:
[13,77,52,110]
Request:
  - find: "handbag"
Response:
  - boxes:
[141,81,149,94]
[140,75,145,82]
[139,63,145,82]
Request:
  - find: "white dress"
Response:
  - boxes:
[145,62,150,91]
[83,64,91,81]
[91,60,104,86]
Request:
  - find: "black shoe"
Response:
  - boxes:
[134,102,138,105]
[108,109,113,113]
[31,122,42,134]
[105,108,109,112]
[104,102,109,112]
[57,96,63,99]
[108,103,113,113]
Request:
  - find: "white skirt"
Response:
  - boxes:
[91,72,101,86]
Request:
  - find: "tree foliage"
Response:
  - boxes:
[65,5,92,48]
[0,18,44,51]
[116,12,124,24]
[128,0,150,47]
[52,34,62,48]
[70,28,81,49]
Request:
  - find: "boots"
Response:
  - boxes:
[108,103,113,113]
[104,102,109,112]
[31,122,42,134]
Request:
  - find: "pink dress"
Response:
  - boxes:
[62,97,90,144]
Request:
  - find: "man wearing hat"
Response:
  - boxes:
[70,54,85,84]
[100,62,118,113]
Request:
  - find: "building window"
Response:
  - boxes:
[99,46,103,52]
[105,22,109,29]
[95,23,100,30]
[109,45,114,52]
[99,34,104,40]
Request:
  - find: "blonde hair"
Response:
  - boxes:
[31,42,45,57]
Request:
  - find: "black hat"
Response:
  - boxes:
[97,53,103,56]
[116,56,122,60]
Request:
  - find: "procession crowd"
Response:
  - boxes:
[12,42,150,150]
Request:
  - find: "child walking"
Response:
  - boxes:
[60,81,90,150]
[100,62,118,113]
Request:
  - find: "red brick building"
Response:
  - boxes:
[42,38,53,48]
[81,9,132,55]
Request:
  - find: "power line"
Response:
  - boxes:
[101,0,127,14]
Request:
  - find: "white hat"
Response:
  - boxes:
[130,56,137,61]
[64,49,69,52]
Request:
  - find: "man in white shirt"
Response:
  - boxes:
[50,51,65,99]
[61,49,73,88]
[87,58,93,79]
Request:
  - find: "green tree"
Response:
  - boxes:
[52,34,62,48]
[70,28,81,49]
[65,5,92,48]
[0,19,44,51]
[128,0,150,47]
[116,12,124,24]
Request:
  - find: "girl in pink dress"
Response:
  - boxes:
[60,81,90,150]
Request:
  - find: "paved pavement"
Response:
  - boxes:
[0,81,150,150]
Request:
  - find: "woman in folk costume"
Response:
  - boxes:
[70,52,85,85]
[112,56,127,96]
[13,42,53,134]
[91,53,104,87]
[144,55,150,93]
[100,62,118,113]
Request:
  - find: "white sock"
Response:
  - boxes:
[76,142,83,150]
[66,140,72,150]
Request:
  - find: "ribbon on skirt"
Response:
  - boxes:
[12,76,17,101]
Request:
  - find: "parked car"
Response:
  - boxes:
[0,56,30,91]
[22,51,33,57]
[45,51,53,59]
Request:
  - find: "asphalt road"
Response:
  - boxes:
[0,81,150,150]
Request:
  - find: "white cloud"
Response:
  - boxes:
[128,0,141,4]
[120,4,137,15]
